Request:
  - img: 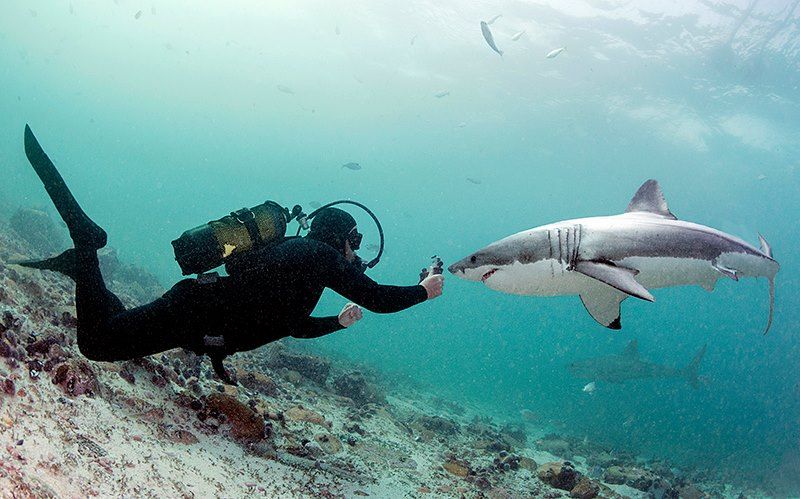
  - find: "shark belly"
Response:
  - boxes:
[617,256,719,291]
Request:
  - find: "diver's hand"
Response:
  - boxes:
[338,303,363,328]
[420,274,444,300]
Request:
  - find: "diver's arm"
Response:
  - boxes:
[289,316,344,339]
[324,254,428,313]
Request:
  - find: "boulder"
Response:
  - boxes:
[313,433,342,455]
[206,392,265,442]
[538,461,581,491]
[267,347,330,384]
[284,406,329,427]
[443,458,471,478]
[570,476,600,499]
[51,359,98,397]
[236,369,278,397]
[332,371,385,406]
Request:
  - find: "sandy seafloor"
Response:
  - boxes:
[0,210,769,498]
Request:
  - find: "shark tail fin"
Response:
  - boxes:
[765,276,775,335]
[759,234,775,335]
[684,344,707,389]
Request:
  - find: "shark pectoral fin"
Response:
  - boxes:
[580,287,627,329]
[712,261,738,281]
[574,260,655,302]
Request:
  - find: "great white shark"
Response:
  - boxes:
[568,339,707,389]
[449,180,779,332]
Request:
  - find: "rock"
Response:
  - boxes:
[9,208,65,255]
[332,372,385,406]
[473,439,511,453]
[170,429,199,445]
[677,484,706,499]
[206,392,265,442]
[537,435,573,459]
[236,369,278,397]
[51,360,98,396]
[284,406,329,427]
[538,461,581,491]
[602,466,659,492]
[267,346,330,384]
[442,458,470,478]
[570,476,600,499]
[519,456,538,472]
[414,414,460,436]
[313,433,342,454]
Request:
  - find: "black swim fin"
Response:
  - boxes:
[10,249,78,280]
[24,125,107,250]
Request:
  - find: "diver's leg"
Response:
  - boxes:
[81,280,200,361]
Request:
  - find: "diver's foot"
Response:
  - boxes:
[70,222,107,251]
[10,248,78,280]
[23,125,107,250]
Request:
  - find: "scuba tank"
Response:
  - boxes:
[171,201,305,276]
[171,199,385,276]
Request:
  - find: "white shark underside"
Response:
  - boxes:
[449,180,779,332]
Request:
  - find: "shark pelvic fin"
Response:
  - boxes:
[579,286,627,329]
[622,339,639,358]
[625,179,677,220]
[712,261,738,281]
[574,260,655,302]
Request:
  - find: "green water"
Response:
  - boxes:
[1,1,798,494]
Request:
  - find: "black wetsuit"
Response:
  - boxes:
[75,237,427,365]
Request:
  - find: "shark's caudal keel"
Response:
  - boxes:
[449,180,779,332]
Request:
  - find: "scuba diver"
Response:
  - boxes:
[15,125,444,383]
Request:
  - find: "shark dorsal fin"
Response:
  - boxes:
[623,339,639,358]
[625,180,677,220]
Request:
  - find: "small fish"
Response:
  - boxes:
[487,14,502,25]
[622,416,635,427]
[466,177,482,185]
[480,21,503,56]
[757,174,767,180]
[519,409,537,422]
[366,243,380,252]
[134,10,142,20]
[69,4,74,15]
[456,122,467,128]
[341,162,361,170]
[434,90,450,98]
[546,47,566,59]
[309,201,322,209]
[151,6,156,15]
[582,381,596,393]
[335,26,341,36]
[410,34,418,46]
[277,85,295,95]
[511,30,526,41]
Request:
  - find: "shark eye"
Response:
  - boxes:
[470,255,477,263]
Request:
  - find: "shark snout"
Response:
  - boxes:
[447,262,463,275]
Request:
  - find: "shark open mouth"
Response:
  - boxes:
[481,268,499,282]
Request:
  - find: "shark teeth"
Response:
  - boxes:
[481,268,498,282]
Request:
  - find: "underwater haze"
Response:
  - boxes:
[2,0,799,494]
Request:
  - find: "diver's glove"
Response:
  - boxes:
[338,303,363,327]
